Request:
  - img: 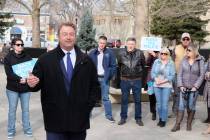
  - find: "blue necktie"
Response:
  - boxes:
[66,52,73,83]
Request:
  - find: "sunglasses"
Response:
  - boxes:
[160,53,168,56]
[182,38,190,41]
[15,44,24,47]
[186,49,192,52]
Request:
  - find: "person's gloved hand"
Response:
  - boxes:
[191,87,197,92]
[180,87,186,93]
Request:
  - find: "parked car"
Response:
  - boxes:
[107,39,122,48]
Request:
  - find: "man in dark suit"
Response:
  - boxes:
[27,22,101,140]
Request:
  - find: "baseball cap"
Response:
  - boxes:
[181,32,191,39]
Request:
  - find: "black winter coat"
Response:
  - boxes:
[31,46,101,132]
[4,50,32,93]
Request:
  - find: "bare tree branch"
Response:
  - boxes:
[0,0,6,9]
[151,0,210,18]
[150,0,167,16]
[40,0,49,9]
[14,0,32,13]
[118,0,136,17]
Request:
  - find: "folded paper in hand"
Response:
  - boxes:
[12,58,37,78]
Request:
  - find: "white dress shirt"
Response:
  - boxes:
[61,48,76,70]
[97,51,104,76]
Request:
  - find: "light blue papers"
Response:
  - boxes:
[12,58,37,78]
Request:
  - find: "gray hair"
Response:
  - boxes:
[57,22,76,36]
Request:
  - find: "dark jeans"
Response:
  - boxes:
[149,94,156,114]
[120,79,142,120]
[46,131,86,140]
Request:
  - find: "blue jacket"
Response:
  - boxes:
[89,48,117,82]
[151,58,176,83]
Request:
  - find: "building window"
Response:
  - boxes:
[113,18,122,25]
[95,19,106,25]
[95,20,100,25]
[101,19,105,24]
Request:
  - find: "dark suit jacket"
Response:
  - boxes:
[31,45,101,132]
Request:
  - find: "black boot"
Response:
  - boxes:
[171,111,184,132]
[203,108,210,123]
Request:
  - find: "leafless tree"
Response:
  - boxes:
[150,0,210,18]
[0,0,6,9]
[115,0,148,46]
[117,0,136,17]
[49,0,98,30]
[4,0,49,48]
[116,0,210,47]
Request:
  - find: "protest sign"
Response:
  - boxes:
[141,37,162,51]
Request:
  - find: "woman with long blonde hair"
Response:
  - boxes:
[151,48,175,127]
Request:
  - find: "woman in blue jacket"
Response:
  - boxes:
[151,48,175,127]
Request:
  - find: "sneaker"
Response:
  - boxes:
[8,132,15,139]
[118,119,126,125]
[136,119,144,126]
[107,117,115,123]
[24,130,33,137]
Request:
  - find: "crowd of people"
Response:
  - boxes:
[3,22,210,140]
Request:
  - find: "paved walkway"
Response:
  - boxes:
[0,64,209,140]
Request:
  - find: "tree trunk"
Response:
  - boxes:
[32,0,41,48]
[107,0,115,38]
[0,0,6,9]
[133,0,148,48]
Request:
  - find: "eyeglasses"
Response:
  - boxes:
[160,53,168,56]
[186,49,192,52]
[15,44,24,47]
[182,38,190,41]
